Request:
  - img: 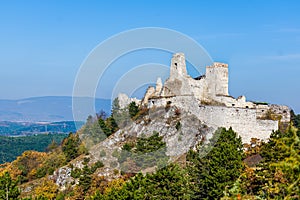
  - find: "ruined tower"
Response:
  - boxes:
[170,53,187,79]
[205,62,229,97]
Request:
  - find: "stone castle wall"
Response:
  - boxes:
[119,52,290,144]
[149,95,278,143]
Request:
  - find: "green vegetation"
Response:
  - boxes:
[187,127,245,199]
[0,99,299,199]
[291,110,300,129]
[224,126,300,199]
[118,131,168,172]
[91,164,192,200]
[252,101,269,105]
[0,134,67,164]
[62,133,86,162]
[0,172,20,199]
[128,102,139,118]
[0,125,298,199]
[175,121,181,130]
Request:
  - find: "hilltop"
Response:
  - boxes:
[0,53,299,199]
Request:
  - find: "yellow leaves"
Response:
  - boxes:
[0,162,22,179]
[0,151,49,180]
[103,178,126,194]
[13,151,46,168]
[28,168,37,180]
[33,178,58,200]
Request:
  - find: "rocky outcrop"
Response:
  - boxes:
[88,105,215,175]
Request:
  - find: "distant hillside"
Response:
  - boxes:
[0,96,111,122]
[0,121,85,136]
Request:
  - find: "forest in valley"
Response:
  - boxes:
[0,134,67,164]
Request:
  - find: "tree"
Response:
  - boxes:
[111,98,131,129]
[62,133,81,161]
[98,118,112,137]
[0,172,20,200]
[93,164,192,200]
[128,102,139,118]
[187,127,244,199]
[79,165,92,194]
[106,116,119,134]
[33,178,58,200]
[247,127,299,199]
[291,110,300,129]
[111,98,120,118]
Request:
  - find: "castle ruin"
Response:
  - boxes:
[119,53,290,143]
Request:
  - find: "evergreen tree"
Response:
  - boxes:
[106,116,119,133]
[187,127,244,199]
[0,172,20,200]
[111,97,130,128]
[111,98,120,118]
[62,133,81,161]
[79,165,92,194]
[93,164,192,200]
[291,110,300,129]
[128,102,139,118]
[249,127,300,199]
[98,118,112,137]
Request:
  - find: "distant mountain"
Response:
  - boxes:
[0,121,85,136]
[0,96,111,122]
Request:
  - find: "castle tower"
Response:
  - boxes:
[170,53,187,79]
[205,62,229,97]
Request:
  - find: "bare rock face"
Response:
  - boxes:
[51,167,73,191]
[89,105,214,171]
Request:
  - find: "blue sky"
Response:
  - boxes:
[0,0,300,112]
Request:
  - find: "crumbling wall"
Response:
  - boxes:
[149,96,279,144]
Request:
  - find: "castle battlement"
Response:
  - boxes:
[208,62,228,68]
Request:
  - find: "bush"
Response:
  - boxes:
[175,121,181,130]
[71,168,82,179]
[90,161,104,173]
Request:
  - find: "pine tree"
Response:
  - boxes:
[187,127,244,199]
[98,118,112,137]
[79,165,92,193]
[128,102,139,118]
[62,133,81,161]
[97,164,192,200]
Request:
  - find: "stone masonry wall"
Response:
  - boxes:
[149,96,278,143]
